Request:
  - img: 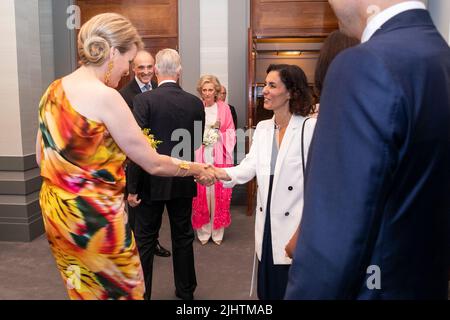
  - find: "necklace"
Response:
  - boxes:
[274,117,290,130]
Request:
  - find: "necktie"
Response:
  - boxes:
[143,84,151,92]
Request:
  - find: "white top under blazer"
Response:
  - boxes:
[223,115,316,264]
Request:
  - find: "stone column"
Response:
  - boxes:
[0,0,54,241]
[178,0,201,96]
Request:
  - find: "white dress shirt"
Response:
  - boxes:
[135,76,152,92]
[361,1,426,43]
[223,115,316,265]
[158,80,177,87]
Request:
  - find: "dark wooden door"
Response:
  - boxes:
[76,0,178,89]
[246,0,338,215]
[251,0,338,38]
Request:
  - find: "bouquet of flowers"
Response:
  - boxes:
[203,121,220,147]
[142,128,162,149]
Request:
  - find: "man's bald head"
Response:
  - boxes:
[132,50,155,84]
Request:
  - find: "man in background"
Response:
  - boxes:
[120,50,158,110]
[128,49,205,300]
[218,85,238,164]
[119,50,171,258]
[286,0,450,299]
[218,85,237,130]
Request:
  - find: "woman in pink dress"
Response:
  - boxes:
[192,75,236,245]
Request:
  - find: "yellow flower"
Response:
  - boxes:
[142,128,162,149]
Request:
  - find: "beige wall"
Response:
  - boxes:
[0,0,23,156]
[16,0,44,156]
[228,0,249,129]
[0,0,54,157]
[179,0,249,128]
[200,0,229,89]
[179,0,200,96]
[39,0,55,90]
[0,0,52,242]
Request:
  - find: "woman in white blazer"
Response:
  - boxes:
[214,64,316,300]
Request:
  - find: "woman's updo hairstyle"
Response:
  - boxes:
[78,13,143,66]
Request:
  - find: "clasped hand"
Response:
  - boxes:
[194,164,216,186]
[195,165,231,186]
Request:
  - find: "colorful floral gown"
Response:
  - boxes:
[38,79,144,300]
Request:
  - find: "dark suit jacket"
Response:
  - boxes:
[128,82,205,202]
[227,104,238,164]
[119,78,158,110]
[228,104,238,129]
[285,10,450,299]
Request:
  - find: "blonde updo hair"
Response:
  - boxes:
[78,13,143,66]
[196,75,222,101]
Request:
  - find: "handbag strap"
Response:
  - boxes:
[291,117,312,248]
[301,117,312,175]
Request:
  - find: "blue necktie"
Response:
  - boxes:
[142,84,151,92]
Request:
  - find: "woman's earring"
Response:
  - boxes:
[104,61,114,85]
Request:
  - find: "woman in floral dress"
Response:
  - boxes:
[37,13,214,300]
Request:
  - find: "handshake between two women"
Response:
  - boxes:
[194,164,231,186]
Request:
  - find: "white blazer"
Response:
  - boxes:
[223,115,316,264]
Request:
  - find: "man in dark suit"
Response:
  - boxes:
[128,48,205,300]
[218,85,238,164]
[285,0,450,299]
[120,50,158,110]
[218,85,238,130]
[119,50,171,258]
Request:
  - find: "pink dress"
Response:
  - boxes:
[192,101,236,231]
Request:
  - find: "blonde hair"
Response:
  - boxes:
[196,75,222,100]
[78,13,143,66]
[155,49,182,77]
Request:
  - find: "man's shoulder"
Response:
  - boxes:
[164,86,203,105]
[353,27,450,80]
[326,44,391,81]
[333,44,369,63]
[144,85,203,107]
[181,90,203,103]
[361,14,449,61]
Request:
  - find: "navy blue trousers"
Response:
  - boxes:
[257,175,290,300]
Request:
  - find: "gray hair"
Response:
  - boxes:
[155,48,181,77]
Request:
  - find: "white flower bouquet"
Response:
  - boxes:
[203,127,220,147]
